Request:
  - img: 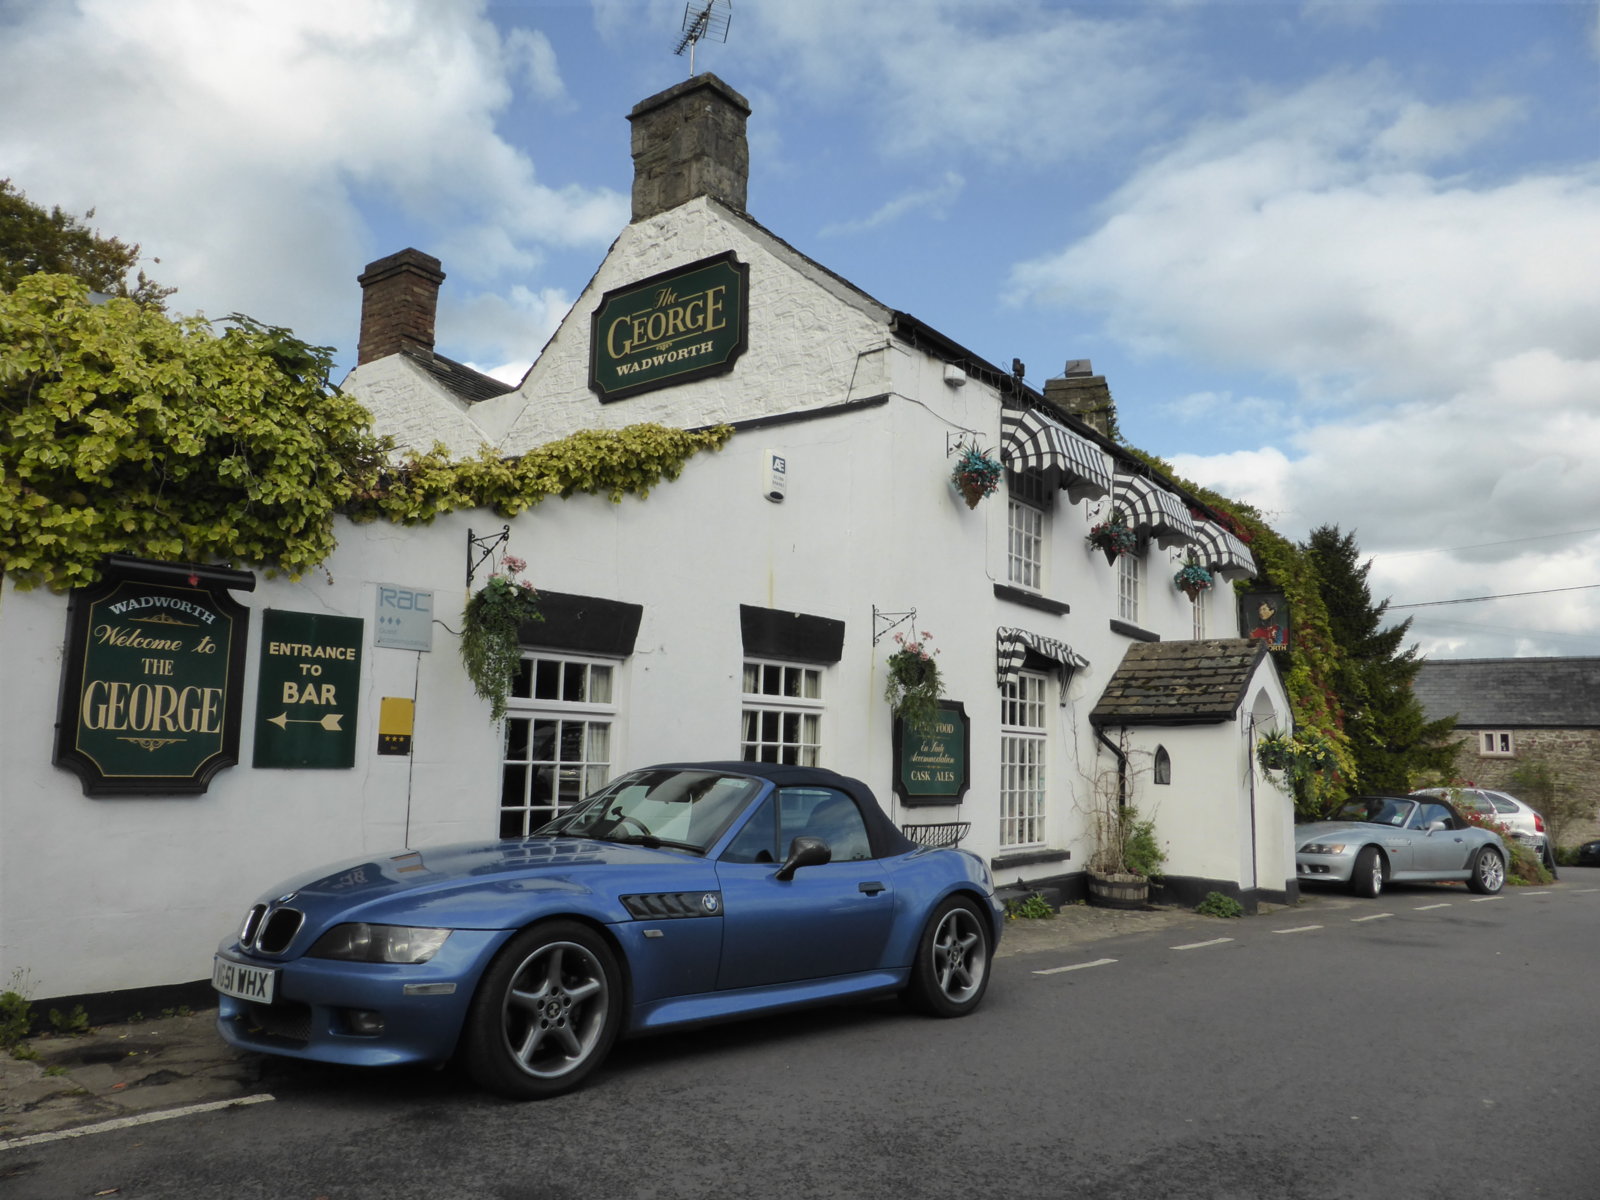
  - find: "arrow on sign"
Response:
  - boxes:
[267,712,344,732]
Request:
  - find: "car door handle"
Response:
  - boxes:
[858,881,886,895]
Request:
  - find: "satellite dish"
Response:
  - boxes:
[675,0,732,75]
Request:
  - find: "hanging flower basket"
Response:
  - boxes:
[884,630,942,733]
[1087,509,1138,565]
[459,555,543,722]
[1173,556,1213,601]
[951,445,1003,509]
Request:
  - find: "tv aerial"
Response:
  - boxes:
[675,0,731,75]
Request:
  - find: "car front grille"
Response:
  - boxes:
[234,1000,312,1046]
[237,902,305,955]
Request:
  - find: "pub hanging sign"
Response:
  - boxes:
[588,251,749,402]
[54,555,253,796]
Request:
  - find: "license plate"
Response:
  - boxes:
[213,955,277,1003]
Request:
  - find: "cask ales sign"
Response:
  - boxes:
[589,251,749,401]
[54,556,252,796]
[893,701,971,806]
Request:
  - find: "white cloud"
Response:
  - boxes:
[819,172,965,237]
[0,0,624,364]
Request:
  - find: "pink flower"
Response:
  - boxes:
[502,554,527,574]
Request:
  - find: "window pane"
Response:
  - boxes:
[590,666,613,704]
[534,659,561,700]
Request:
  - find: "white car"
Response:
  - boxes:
[1413,787,1554,870]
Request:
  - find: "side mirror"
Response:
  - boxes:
[1426,819,1449,832]
[775,836,831,881]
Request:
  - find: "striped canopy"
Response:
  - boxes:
[997,627,1089,705]
[1113,470,1197,550]
[1000,409,1113,504]
[1190,520,1257,580]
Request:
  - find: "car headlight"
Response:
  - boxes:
[307,923,452,964]
[1299,842,1348,856]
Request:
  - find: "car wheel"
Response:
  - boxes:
[1468,847,1506,895]
[460,920,623,1099]
[905,896,992,1018]
[1348,846,1384,898]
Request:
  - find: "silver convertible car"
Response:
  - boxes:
[1296,794,1508,898]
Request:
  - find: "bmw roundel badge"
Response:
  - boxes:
[701,892,721,914]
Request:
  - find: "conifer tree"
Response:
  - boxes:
[1303,525,1457,791]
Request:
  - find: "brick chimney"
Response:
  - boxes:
[627,73,750,222]
[1044,359,1117,438]
[356,248,445,365]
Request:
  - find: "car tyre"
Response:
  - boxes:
[1349,846,1384,898]
[905,896,992,1018]
[460,920,623,1099]
[1468,846,1506,895]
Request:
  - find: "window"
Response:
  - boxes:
[1478,731,1514,757]
[1117,550,1140,623]
[999,670,1047,847]
[741,660,822,764]
[500,655,615,838]
[1153,745,1171,785]
[1191,586,1207,639]
[1007,470,1047,591]
[724,787,871,863]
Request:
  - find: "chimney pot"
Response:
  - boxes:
[356,248,445,366]
[628,73,751,221]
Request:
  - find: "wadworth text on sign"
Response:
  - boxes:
[54,557,252,796]
[589,251,749,401]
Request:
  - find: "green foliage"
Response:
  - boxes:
[1,179,172,307]
[1092,799,1167,879]
[1508,759,1594,849]
[1,274,733,592]
[1256,728,1339,791]
[0,987,31,1049]
[1302,526,1458,793]
[883,630,942,733]
[460,567,544,721]
[1004,892,1056,920]
[1122,810,1166,879]
[1196,891,1243,918]
[47,1004,90,1035]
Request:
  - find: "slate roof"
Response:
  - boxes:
[1411,657,1600,728]
[400,347,516,405]
[1090,638,1272,727]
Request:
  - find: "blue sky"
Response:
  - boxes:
[3,0,1598,658]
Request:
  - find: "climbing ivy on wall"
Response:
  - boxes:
[1121,447,1356,817]
[0,274,732,591]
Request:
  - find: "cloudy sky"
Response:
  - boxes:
[3,0,1597,660]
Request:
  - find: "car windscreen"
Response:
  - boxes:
[535,769,762,853]
[1332,796,1415,827]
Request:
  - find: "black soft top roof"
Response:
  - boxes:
[656,761,918,858]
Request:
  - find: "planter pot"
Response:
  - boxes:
[958,483,985,509]
[1087,870,1149,910]
[1179,582,1208,601]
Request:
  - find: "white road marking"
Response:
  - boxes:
[1273,925,1323,934]
[0,1094,275,1151]
[1469,896,1503,902]
[1414,903,1452,911]
[1034,957,1117,975]
[1521,891,1553,896]
[1171,938,1234,950]
[1352,913,1393,922]
[1570,888,1600,894]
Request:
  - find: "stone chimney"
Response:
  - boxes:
[356,248,445,365]
[1044,359,1117,438]
[627,73,750,222]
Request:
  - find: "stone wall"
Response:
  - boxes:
[1445,728,1600,847]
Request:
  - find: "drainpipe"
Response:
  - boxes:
[1095,726,1128,810]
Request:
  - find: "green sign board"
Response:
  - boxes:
[588,251,748,401]
[893,701,972,806]
[253,610,363,769]
[54,558,252,796]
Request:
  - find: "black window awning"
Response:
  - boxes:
[997,627,1089,706]
[1000,409,1112,504]
[1190,520,1257,580]
[1113,470,1197,550]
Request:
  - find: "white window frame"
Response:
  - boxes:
[741,659,823,765]
[1191,585,1208,639]
[1007,469,1048,592]
[499,653,617,838]
[999,670,1048,848]
[1117,549,1141,623]
[1478,730,1515,757]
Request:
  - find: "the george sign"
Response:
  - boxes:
[892,701,972,806]
[374,583,433,651]
[53,556,252,796]
[1240,590,1291,651]
[588,251,749,401]
[253,610,362,769]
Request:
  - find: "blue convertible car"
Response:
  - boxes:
[214,762,1002,1098]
